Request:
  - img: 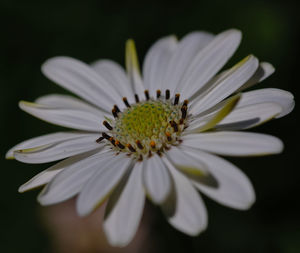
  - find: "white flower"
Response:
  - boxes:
[7,29,294,247]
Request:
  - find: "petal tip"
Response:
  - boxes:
[75,197,99,217]
[19,100,38,110]
[5,151,14,160]
[226,28,242,39]
[275,138,284,154]
[75,203,90,217]
[18,185,26,193]
[239,198,256,211]
[261,62,275,73]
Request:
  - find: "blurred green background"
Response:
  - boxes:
[1,0,299,252]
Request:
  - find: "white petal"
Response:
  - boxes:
[35,94,107,117]
[176,29,242,99]
[184,147,255,210]
[38,149,112,205]
[216,102,282,130]
[166,147,217,188]
[103,162,145,247]
[163,31,214,95]
[19,101,105,132]
[6,132,81,159]
[76,154,132,216]
[190,55,259,115]
[233,88,295,118]
[143,36,177,94]
[14,133,100,164]
[143,154,172,204]
[125,40,145,98]
[91,59,134,103]
[186,94,240,133]
[20,168,61,193]
[19,149,101,193]
[182,131,283,156]
[237,62,275,92]
[42,56,122,112]
[161,157,208,236]
[165,145,209,174]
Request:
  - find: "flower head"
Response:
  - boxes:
[7,29,294,247]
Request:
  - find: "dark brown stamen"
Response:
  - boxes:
[103,120,113,130]
[114,105,121,113]
[170,120,178,132]
[123,97,131,108]
[174,94,180,105]
[183,100,188,107]
[136,140,144,150]
[127,144,136,152]
[165,89,170,99]
[118,143,125,149]
[115,140,125,149]
[112,108,118,118]
[135,94,139,103]
[138,155,143,161]
[157,150,162,157]
[156,90,161,99]
[181,105,187,119]
[102,132,111,140]
[144,90,150,100]
[165,132,172,142]
[148,151,153,157]
[179,118,184,124]
[96,136,104,143]
[109,137,116,146]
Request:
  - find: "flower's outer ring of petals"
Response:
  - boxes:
[19,148,102,193]
[91,59,135,104]
[177,29,242,100]
[233,88,295,118]
[190,55,259,115]
[6,132,91,159]
[182,131,283,156]
[76,154,132,217]
[38,149,112,205]
[143,35,178,94]
[35,94,108,118]
[162,31,214,95]
[42,56,122,112]
[103,162,145,247]
[14,133,101,164]
[161,157,208,236]
[216,102,282,130]
[183,147,255,210]
[237,62,275,92]
[125,39,145,98]
[19,101,106,132]
[143,154,172,205]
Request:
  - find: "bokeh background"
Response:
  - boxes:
[1,0,299,252]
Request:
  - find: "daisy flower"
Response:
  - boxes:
[7,29,294,247]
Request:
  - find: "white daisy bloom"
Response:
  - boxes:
[7,29,295,247]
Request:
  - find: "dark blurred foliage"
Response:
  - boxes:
[0,0,299,252]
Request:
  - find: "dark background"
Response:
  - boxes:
[1,0,299,252]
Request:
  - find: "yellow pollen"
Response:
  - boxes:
[114,100,181,143]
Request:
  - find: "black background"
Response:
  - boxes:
[1,0,299,252]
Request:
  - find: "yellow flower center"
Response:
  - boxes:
[97,90,188,160]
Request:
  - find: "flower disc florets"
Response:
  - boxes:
[98,90,188,160]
